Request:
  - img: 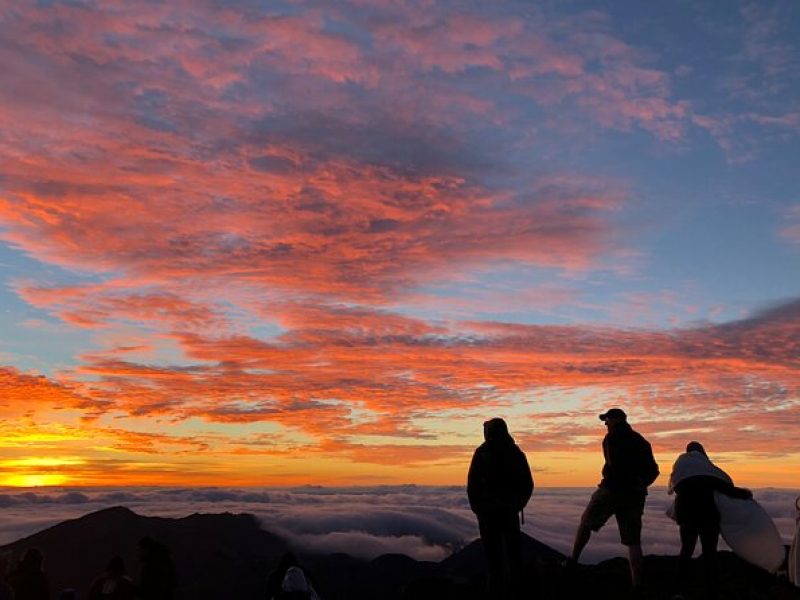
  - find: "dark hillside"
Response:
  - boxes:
[2,507,798,599]
[1,506,287,599]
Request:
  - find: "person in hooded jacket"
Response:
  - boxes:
[467,418,534,599]
[668,441,752,598]
[7,549,48,600]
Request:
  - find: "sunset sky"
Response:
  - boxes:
[0,0,798,488]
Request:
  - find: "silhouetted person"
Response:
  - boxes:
[266,553,321,600]
[568,408,659,595]
[137,537,176,600]
[90,556,136,600]
[7,549,48,600]
[266,553,298,600]
[668,441,752,599]
[277,566,320,600]
[467,418,534,599]
[0,554,14,600]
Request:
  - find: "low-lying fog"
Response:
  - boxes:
[1,486,797,563]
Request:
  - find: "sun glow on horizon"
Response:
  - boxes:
[1,474,71,488]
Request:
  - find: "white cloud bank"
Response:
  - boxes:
[0,486,797,563]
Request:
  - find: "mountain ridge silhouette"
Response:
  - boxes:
[1,506,797,599]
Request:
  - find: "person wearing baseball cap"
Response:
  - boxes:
[565,408,659,596]
[599,407,627,422]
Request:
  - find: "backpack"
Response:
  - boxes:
[637,436,660,487]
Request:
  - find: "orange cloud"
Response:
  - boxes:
[0,367,88,415]
[0,294,798,484]
[22,301,791,458]
[0,1,794,486]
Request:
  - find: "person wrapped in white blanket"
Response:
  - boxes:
[668,441,752,598]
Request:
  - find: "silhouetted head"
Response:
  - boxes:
[139,536,155,551]
[686,441,707,456]
[107,555,125,576]
[20,548,43,572]
[138,536,164,562]
[483,418,512,443]
[599,408,627,428]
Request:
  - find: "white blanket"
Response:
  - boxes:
[667,451,732,494]
[715,491,785,574]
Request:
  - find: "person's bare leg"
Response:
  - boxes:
[570,524,592,562]
[628,543,643,588]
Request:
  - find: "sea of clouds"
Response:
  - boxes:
[0,487,797,564]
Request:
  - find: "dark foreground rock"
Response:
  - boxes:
[2,506,798,599]
[0,506,288,599]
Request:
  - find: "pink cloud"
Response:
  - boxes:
[18,284,227,330]
[1,1,795,484]
[0,2,691,310]
[0,295,797,480]
[13,299,785,457]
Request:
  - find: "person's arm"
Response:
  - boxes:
[603,433,626,486]
[667,459,680,494]
[466,448,484,513]
[516,449,534,509]
[709,477,753,499]
[728,485,753,500]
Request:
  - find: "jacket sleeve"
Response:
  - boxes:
[603,433,625,486]
[667,458,680,494]
[517,449,534,510]
[467,448,483,513]
[710,478,752,499]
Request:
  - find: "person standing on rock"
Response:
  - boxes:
[467,418,534,599]
[567,408,659,596]
[137,537,176,600]
[668,441,752,599]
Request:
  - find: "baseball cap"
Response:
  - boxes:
[598,408,627,421]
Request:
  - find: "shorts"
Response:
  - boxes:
[580,486,645,546]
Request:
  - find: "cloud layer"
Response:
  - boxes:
[0,486,797,565]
